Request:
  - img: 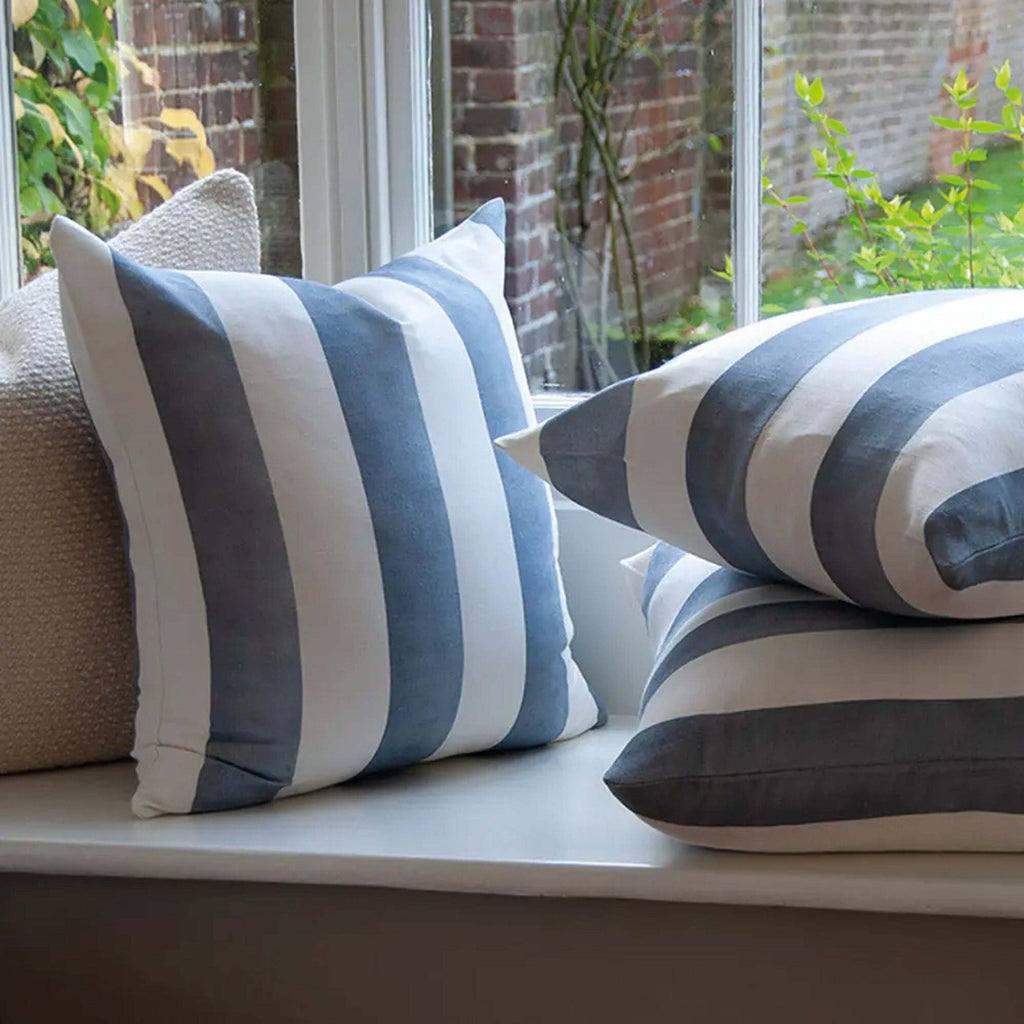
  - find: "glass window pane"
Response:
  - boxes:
[12,0,299,280]
[432,0,735,392]
[762,1,1024,314]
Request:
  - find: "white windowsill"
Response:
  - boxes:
[3,718,1024,920]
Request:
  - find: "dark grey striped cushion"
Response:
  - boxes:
[53,201,601,817]
[606,543,1024,852]
[497,291,1024,619]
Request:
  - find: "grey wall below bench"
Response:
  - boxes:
[3,874,1024,1024]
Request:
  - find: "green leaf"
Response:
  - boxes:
[825,118,848,136]
[794,71,809,99]
[999,212,1016,231]
[972,120,1005,134]
[968,147,988,161]
[786,195,811,204]
[707,133,722,153]
[1009,87,1023,105]
[850,168,875,179]
[938,174,966,186]
[931,116,962,130]
[791,221,807,235]
[808,77,825,106]
[997,59,1012,90]
[954,68,969,93]
[812,148,828,170]
[52,87,91,140]
[972,178,998,190]
[59,27,101,74]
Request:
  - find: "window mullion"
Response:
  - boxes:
[732,0,763,327]
[294,0,432,283]
[0,8,21,299]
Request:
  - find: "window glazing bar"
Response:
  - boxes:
[732,0,762,327]
[0,7,21,299]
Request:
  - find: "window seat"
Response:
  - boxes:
[3,715,1024,921]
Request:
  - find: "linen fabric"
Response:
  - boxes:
[606,542,1024,852]
[54,199,601,817]
[0,170,260,775]
[496,290,1024,618]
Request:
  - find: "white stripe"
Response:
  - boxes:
[639,617,1024,731]
[339,274,528,758]
[557,658,601,740]
[644,553,719,648]
[417,218,592,733]
[641,812,1024,853]
[193,273,392,794]
[625,304,848,564]
[620,547,654,609]
[745,291,1024,598]
[877,369,1024,618]
[52,219,210,818]
[416,217,536,424]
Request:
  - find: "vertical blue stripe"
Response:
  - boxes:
[469,198,506,241]
[374,255,577,747]
[539,378,640,529]
[285,280,465,774]
[112,256,303,812]
[686,290,964,580]
[812,318,1024,615]
[641,543,685,616]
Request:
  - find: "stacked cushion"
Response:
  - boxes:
[54,199,602,817]
[497,290,1024,619]
[607,543,1024,852]
[495,291,1024,850]
[0,170,260,775]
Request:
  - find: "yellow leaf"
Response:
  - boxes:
[12,56,37,79]
[164,136,203,168]
[106,121,124,158]
[62,0,80,25]
[138,174,171,201]
[32,102,68,147]
[14,95,25,120]
[122,124,154,165]
[196,146,215,178]
[159,106,207,147]
[117,42,160,91]
[11,0,38,29]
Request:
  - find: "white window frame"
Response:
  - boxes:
[0,7,22,301]
[0,2,762,319]
[293,0,763,326]
[294,0,433,284]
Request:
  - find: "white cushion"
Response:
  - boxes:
[53,200,602,817]
[498,291,1024,618]
[606,542,1024,852]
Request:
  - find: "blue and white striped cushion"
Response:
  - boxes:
[497,291,1024,618]
[606,542,1024,852]
[53,201,602,818]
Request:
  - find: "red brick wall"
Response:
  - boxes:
[122,1,261,189]
[451,0,715,385]
[451,1,561,380]
[120,0,300,274]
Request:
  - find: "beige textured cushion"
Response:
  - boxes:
[0,170,260,774]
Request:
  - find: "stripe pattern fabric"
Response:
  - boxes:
[53,201,601,817]
[496,290,1024,618]
[606,543,1024,852]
